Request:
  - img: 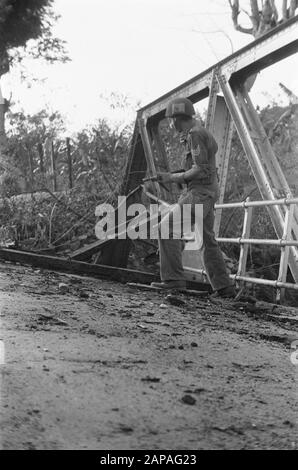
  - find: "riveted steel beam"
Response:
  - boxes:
[139,16,298,121]
[217,73,298,283]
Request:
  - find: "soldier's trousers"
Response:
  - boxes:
[157,191,231,291]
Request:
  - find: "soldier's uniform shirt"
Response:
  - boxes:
[180,124,219,199]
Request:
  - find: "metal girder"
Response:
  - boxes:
[205,69,220,130]
[277,203,295,302]
[236,86,298,240]
[120,121,147,195]
[217,74,276,200]
[217,73,298,283]
[206,89,234,237]
[138,16,298,121]
[237,199,253,284]
[236,86,292,197]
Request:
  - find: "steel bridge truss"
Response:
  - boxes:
[75,16,298,295]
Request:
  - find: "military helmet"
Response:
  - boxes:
[165,97,195,118]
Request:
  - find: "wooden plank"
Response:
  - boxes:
[70,239,114,262]
[0,248,159,284]
[0,248,210,290]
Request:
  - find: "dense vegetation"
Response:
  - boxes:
[0,97,297,305]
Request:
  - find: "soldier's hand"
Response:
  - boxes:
[156,172,172,183]
[170,172,185,184]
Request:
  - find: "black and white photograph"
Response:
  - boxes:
[0,0,297,453]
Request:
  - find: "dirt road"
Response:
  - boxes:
[0,261,297,450]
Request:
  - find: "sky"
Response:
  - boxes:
[2,0,298,133]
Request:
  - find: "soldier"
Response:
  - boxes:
[151,97,236,298]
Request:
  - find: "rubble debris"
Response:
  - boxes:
[78,291,89,299]
[58,283,69,293]
[193,387,207,394]
[146,311,155,316]
[119,425,134,434]
[120,312,132,319]
[141,376,161,383]
[181,395,196,405]
[165,294,187,307]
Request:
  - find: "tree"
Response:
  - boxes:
[0,0,69,144]
[228,0,298,38]
[0,0,69,74]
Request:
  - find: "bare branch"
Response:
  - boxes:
[228,0,254,35]
[235,25,254,34]
[220,30,235,53]
[289,0,297,16]
[282,0,288,20]
[250,0,260,32]
[239,6,251,17]
[270,0,278,22]
[229,0,240,29]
